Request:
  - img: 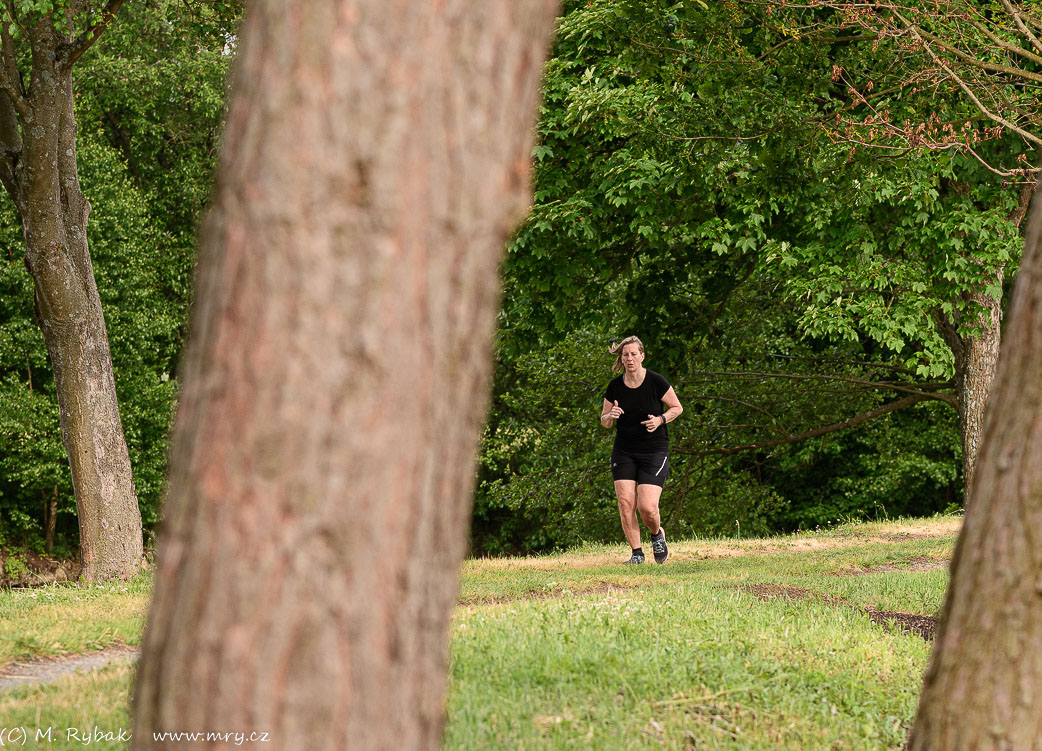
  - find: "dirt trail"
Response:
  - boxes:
[467,517,961,572]
[740,583,939,640]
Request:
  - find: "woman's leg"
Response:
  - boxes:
[614,480,640,548]
[636,483,663,535]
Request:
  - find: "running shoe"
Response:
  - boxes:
[651,529,669,564]
[624,553,645,564]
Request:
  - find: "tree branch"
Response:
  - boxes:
[907,21,1042,85]
[0,12,25,115]
[998,0,1042,56]
[684,393,793,430]
[0,94,20,199]
[962,12,1042,68]
[1016,7,1042,34]
[689,370,957,403]
[764,353,918,376]
[1010,176,1039,228]
[58,0,125,69]
[675,394,937,457]
[754,32,876,63]
[896,13,1042,149]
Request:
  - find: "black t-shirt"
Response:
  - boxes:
[603,370,671,452]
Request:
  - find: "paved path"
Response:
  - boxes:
[0,645,139,692]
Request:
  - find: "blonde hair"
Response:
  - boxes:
[609,335,645,374]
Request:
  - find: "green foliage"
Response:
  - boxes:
[769,403,961,530]
[476,332,614,554]
[766,153,1021,378]
[478,0,979,554]
[2,0,240,50]
[2,552,28,581]
[0,205,68,548]
[75,0,237,261]
[506,0,1023,363]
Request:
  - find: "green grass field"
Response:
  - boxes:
[0,515,959,749]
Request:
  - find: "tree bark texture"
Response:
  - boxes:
[132,2,557,748]
[1,19,143,580]
[935,278,1003,497]
[909,180,1042,750]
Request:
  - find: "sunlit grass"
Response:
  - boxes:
[445,514,958,750]
[0,573,151,664]
[0,663,134,750]
[0,515,960,750]
[445,583,929,750]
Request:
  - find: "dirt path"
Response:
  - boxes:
[468,516,962,572]
[0,644,139,693]
[740,583,939,640]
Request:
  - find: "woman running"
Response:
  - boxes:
[600,335,683,564]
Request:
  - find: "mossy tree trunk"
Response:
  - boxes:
[131,1,557,747]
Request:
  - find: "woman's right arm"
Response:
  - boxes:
[601,398,622,428]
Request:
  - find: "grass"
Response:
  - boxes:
[0,664,134,750]
[0,573,152,664]
[447,586,927,749]
[446,515,957,750]
[0,514,960,750]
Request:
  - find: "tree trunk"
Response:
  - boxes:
[908,180,1042,749]
[44,485,57,555]
[131,2,556,748]
[10,22,142,581]
[935,280,1002,497]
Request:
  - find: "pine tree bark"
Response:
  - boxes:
[908,179,1042,749]
[131,1,557,748]
[0,17,143,580]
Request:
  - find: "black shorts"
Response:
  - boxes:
[611,448,669,487]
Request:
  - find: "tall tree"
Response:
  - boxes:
[797,2,1042,744]
[0,1,147,579]
[0,1,239,563]
[131,1,557,747]
[804,0,1042,490]
[909,177,1042,750]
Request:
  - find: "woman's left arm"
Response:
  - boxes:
[659,387,683,427]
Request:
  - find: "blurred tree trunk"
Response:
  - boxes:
[0,13,143,581]
[131,1,557,748]
[909,179,1042,749]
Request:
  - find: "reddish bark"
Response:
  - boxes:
[131,2,557,748]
